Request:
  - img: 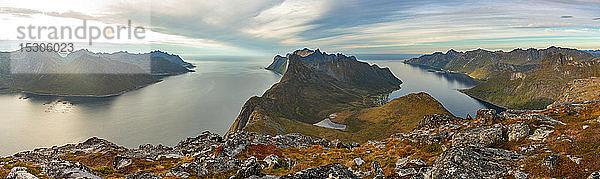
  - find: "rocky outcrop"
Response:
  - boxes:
[392,129,455,144]
[508,122,530,141]
[590,170,600,179]
[113,156,132,169]
[281,163,358,179]
[475,109,499,124]
[2,101,598,178]
[252,133,329,148]
[6,167,38,179]
[125,171,161,179]
[220,131,253,157]
[452,125,503,147]
[175,131,223,156]
[429,146,525,178]
[371,161,384,177]
[44,160,101,179]
[263,154,280,169]
[528,127,554,141]
[394,157,428,177]
[236,157,264,178]
[417,113,457,129]
[118,143,183,160]
[12,137,125,163]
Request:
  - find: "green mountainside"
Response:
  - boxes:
[405,47,600,109]
[229,49,456,143]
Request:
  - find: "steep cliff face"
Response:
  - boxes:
[267,48,402,91]
[228,49,404,138]
[406,47,600,109]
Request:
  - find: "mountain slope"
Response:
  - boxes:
[0,50,194,96]
[406,47,600,109]
[228,49,434,142]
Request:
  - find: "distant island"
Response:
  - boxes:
[405,46,600,109]
[0,49,195,96]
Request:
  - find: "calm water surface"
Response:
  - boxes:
[0,56,498,155]
[369,60,500,118]
[0,57,281,155]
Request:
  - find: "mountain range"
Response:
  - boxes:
[228,48,456,143]
[405,46,600,109]
[0,49,194,96]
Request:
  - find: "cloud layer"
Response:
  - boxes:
[1,0,599,55]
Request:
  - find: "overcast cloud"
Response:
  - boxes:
[1,0,599,55]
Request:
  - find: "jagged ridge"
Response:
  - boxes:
[229,48,404,139]
[405,47,600,109]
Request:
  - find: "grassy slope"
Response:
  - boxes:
[464,57,600,109]
[242,92,452,143]
[407,48,600,109]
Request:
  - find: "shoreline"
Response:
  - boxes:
[457,88,508,110]
[1,71,196,98]
[10,80,161,98]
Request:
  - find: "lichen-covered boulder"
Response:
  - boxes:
[452,126,503,147]
[7,167,38,179]
[175,131,222,156]
[372,161,384,177]
[429,146,525,178]
[589,170,600,179]
[237,157,264,178]
[508,123,530,141]
[417,113,456,129]
[475,109,499,124]
[263,154,280,169]
[43,160,101,179]
[281,163,358,179]
[126,171,161,179]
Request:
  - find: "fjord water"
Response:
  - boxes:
[0,57,281,155]
[0,56,497,155]
[369,60,499,118]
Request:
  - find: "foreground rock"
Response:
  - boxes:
[429,146,526,178]
[44,160,101,179]
[1,101,599,178]
[125,171,161,179]
[281,164,358,179]
[452,126,503,147]
[417,113,457,129]
[7,167,38,179]
[118,143,183,160]
[508,122,530,141]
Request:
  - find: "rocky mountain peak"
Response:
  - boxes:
[446,49,459,55]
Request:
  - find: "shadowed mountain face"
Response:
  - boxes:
[405,47,600,109]
[227,49,438,141]
[0,50,194,96]
[267,48,402,91]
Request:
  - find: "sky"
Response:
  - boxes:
[0,0,599,56]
